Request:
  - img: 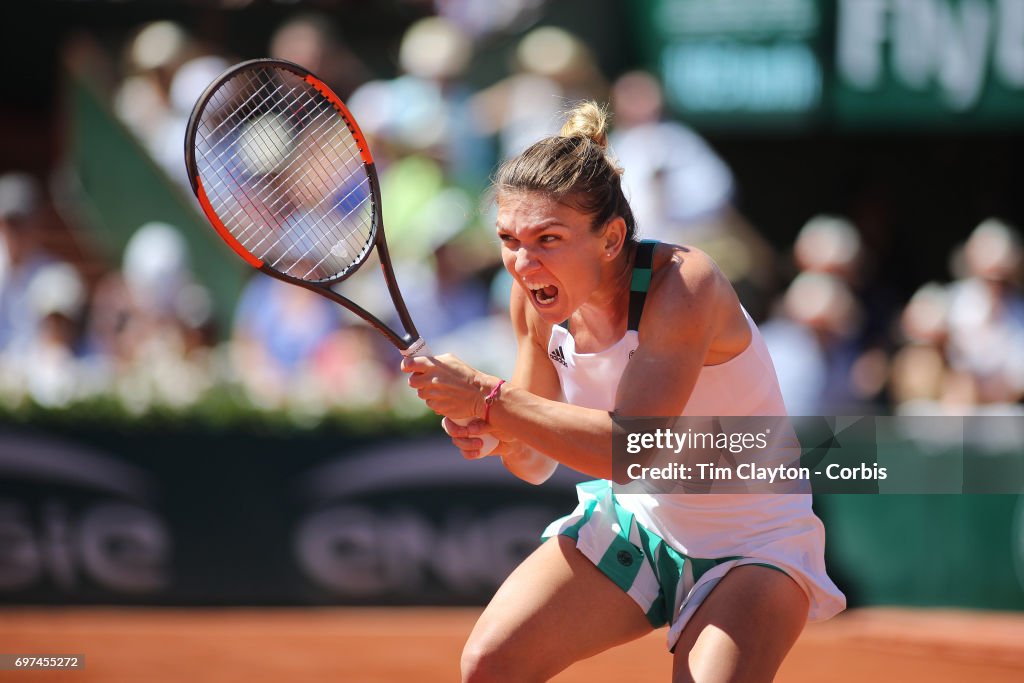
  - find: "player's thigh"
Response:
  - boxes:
[672,565,809,683]
[462,535,654,683]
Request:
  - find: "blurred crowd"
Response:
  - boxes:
[1,7,1022,421]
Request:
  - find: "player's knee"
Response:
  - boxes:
[461,637,540,683]
[460,640,509,683]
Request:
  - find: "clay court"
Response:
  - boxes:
[3,606,1023,681]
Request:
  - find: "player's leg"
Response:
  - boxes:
[461,535,654,683]
[671,565,809,683]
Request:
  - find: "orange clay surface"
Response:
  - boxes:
[0,606,1022,682]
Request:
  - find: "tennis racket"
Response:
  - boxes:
[184,58,497,455]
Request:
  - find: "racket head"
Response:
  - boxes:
[184,58,380,285]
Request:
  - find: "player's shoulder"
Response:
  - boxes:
[647,242,728,307]
[635,242,734,347]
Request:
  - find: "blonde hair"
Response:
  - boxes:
[493,101,636,241]
[559,101,610,147]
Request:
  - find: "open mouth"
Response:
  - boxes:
[526,282,559,307]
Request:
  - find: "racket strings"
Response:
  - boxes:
[194,65,374,282]
[204,83,310,233]
[199,69,360,220]
[204,71,370,273]
[226,84,356,254]
[203,78,321,215]
[225,74,354,228]
[288,176,372,280]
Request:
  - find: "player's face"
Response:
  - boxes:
[496,191,612,325]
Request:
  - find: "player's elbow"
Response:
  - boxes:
[505,452,558,485]
[516,468,555,486]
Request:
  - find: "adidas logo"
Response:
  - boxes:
[549,346,568,367]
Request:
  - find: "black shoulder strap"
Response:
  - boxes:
[558,240,657,332]
[627,240,657,331]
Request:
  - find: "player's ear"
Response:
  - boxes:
[601,216,628,260]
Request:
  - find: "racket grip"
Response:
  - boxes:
[402,338,499,456]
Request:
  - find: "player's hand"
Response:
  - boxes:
[441,416,502,460]
[400,353,495,420]
[444,417,558,483]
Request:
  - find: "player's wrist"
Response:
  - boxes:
[473,374,504,422]
[482,378,506,423]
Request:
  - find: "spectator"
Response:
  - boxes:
[159,53,231,189]
[112,20,195,173]
[888,281,956,413]
[22,262,89,407]
[608,70,778,318]
[83,222,216,410]
[609,70,735,242]
[944,218,1024,406]
[112,19,234,190]
[889,219,1024,415]
[471,26,608,161]
[229,273,344,410]
[381,182,492,342]
[269,11,369,100]
[346,17,497,347]
[760,271,867,416]
[347,16,488,192]
[0,172,75,358]
[794,213,900,356]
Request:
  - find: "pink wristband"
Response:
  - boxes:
[482,379,505,423]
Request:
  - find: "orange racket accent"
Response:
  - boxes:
[195,177,264,268]
[304,74,375,167]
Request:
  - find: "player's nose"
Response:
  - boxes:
[512,247,541,275]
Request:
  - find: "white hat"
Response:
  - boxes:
[130,20,189,71]
[27,262,86,319]
[170,55,230,114]
[399,17,471,80]
[0,172,41,220]
[123,221,190,311]
[964,217,1022,281]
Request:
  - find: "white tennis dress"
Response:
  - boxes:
[541,245,846,649]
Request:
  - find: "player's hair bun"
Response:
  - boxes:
[559,101,609,149]
[493,98,636,243]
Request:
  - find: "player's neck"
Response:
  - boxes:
[574,244,636,342]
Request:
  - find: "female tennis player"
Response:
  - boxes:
[401,102,845,682]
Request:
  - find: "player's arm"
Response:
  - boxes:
[444,284,563,483]
[494,284,565,483]
[485,248,728,480]
[615,248,730,417]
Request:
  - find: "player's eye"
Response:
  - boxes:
[539,234,560,243]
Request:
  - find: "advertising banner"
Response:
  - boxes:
[635,0,826,129]
[1,418,1022,610]
[637,0,1024,130]
[0,423,581,606]
[836,0,1024,128]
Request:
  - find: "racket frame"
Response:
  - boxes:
[184,58,422,352]
[185,58,497,454]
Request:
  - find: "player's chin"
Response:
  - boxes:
[525,289,567,323]
[524,301,562,324]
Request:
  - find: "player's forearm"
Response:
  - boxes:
[489,384,614,480]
